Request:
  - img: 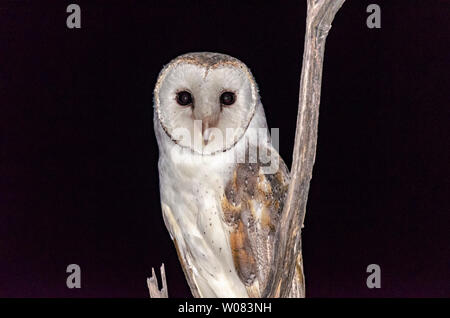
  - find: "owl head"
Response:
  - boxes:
[154,52,259,155]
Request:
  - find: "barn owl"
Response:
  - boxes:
[153,52,304,298]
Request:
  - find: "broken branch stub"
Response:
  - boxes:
[147,263,168,298]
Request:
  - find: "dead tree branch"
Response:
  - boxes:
[263,0,346,298]
[147,263,168,298]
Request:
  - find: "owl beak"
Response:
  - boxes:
[201,115,219,146]
[202,121,212,146]
[193,106,219,146]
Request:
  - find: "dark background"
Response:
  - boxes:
[0,0,448,297]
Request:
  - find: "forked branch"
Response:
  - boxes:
[147,263,168,298]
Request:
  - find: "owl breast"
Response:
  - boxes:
[157,142,250,297]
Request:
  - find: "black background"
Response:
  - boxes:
[0,0,448,297]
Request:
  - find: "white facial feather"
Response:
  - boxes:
[154,53,258,155]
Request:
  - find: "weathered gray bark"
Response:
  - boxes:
[147,263,168,298]
[263,0,346,298]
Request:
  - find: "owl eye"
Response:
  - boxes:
[220,92,236,106]
[176,91,193,106]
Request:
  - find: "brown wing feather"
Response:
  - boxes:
[221,145,305,297]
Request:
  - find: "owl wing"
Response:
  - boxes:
[221,144,305,297]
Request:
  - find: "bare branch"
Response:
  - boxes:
[263,0,346,298]
[147,263,168,298]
